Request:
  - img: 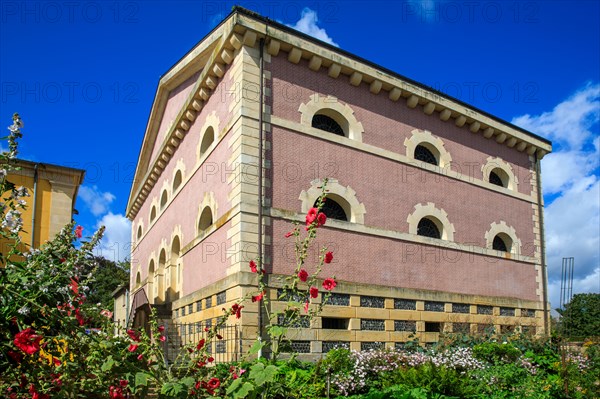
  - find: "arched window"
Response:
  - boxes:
[489,168,508,188]
[168,236,181,301]
[414,144,438,166]
[150,206,157,223]
[148,259,155,300]
[312,114,345,136]
[492,233,512,252]
[160,190,168,210]
[315,197,348,221]
[198,206,213,232]
[137,225,142,240]
[156,249,166,303]
[135,271,141,289]
[200,126,215,158]
[417,217,442,239]
[173,170,183,192]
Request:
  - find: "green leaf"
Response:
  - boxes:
[248,340,265,355]
[135,372,152,387]
[179,376,195,388]
[268,325,286,337]
[100,355,114,372]
[161,382,185,397]
[226,378,243,395]
[249,363,278,387]
[233,382,255,399]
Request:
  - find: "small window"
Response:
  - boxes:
[150,206,157,223]
[414,144,438,166]
[198,206,213,232]
[322,317,349,330]
[489,168,509,188]
[173,170,183,192]
[417,217,441,239]
[425,322,442,332]
[493,234,512,252]
[200,127,215,158]
[160,190,168,210]
[320,198,348,221]
[137,225,142,240]
[312,114,344,136]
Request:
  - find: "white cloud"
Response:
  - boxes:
[94,212,132,263]
[78,185,116,217]
[287,8,338,47]
[512,83,600,312]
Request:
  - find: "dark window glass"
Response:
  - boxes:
[414,144,437,165]
[489,171,504,187]
[322,318,349,329]
[493,236,508,252]
[312,114,344,136]
[425,322,442,332]
[317,199,348,221]
[417,218,441,239]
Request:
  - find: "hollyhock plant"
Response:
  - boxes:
[249,260,258,273]
[13,328,42,355]
[74,225,83,238]
[310,286,319,298]
[298,269,309,282]
[322,278,337,291]
[324,251,333,264]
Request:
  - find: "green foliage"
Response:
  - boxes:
[472,342,522,364]
[557,293,600,339]
[80,256,130,309]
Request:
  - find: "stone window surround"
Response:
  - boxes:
[404,129,452,169]
[196,111,220,163]
[299,93,364,142]
[407,202,455,241]
[484,221,521,255]
[299,178,366,224]
[481,156,518,191]
[196,191,218,236]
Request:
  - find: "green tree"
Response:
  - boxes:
[556,293,600,338]
[81,256,130,309]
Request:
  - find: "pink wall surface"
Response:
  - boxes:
[269,218,539,302]
[269,55,534,196]
[132,63,235,286]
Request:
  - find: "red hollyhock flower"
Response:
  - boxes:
[303,301,309,313]
[119,380,128,387]
[216,334,223,340]
[324,251,333,264]
[317,212,327,227]
[297,269,308,282]
[197,338,205,351]
[75,225,83,239]
[159,335,166,342]
[75,308,85,326]
[127,344,138,352]
[284,231,293,238]
[137,353,143,360]
[310,286,319,298]
[305,207,318,226]
[126,329,141,342]
[69,278,79,295]
[251,291,265,303]
[109,386,124,399]
[157,325,165,333]
[249,260,258,273]
[231,303,243,319]
[207,356,214,363]
[322,278,337,291]
[14,328,42,355]
[207,378,221,390]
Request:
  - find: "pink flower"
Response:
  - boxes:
[207,377,220,390]
[297,269,308,282]
[75,225,83,239]
[100,309,113,318]
[310,286,319,298]
[157,325,165,333]
[317,212,327,227]
[159,335,166,342]
[305,207,318,226]
[324,251,333,264]
[249,260,258,273]
[322,278,337,291]
[137,353,143,360]
[128,344,138,352]
[303,301,310,313]
[284,231,293,238]
[119,380,128,387]
[13,328,42,355]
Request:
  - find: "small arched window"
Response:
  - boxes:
[135,271,141,289]
[173,170,183,192]
[492,234,512,252]
[198,206,213,232]
[137,225,142,240]
[312,114,345,136]
[489,168,508,188]
[150,206,157,223]
[160,190,168,210]
[200,127,215,158]
[417,217,441,239]
[414,144,438,166]
[316,197,348,222]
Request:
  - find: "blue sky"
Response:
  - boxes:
[1,1,598,311]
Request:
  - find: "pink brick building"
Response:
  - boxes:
[127,8,552,359]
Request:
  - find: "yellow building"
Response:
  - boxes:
[1,159,85,256]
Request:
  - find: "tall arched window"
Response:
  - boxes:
[150,206,157,223]
[160,190,168,210]
[168,236,181,301]
[312,114,345,136]
[148,259,155,301]
[200,126,215,158]
[414,144,439,166]
[489,168,509,188]
[492,233,512,252]
[198,206,213,232]
[137,225,142,240]
[157,249,166,303]
[417,217,442,239]
[173,170,183,192]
